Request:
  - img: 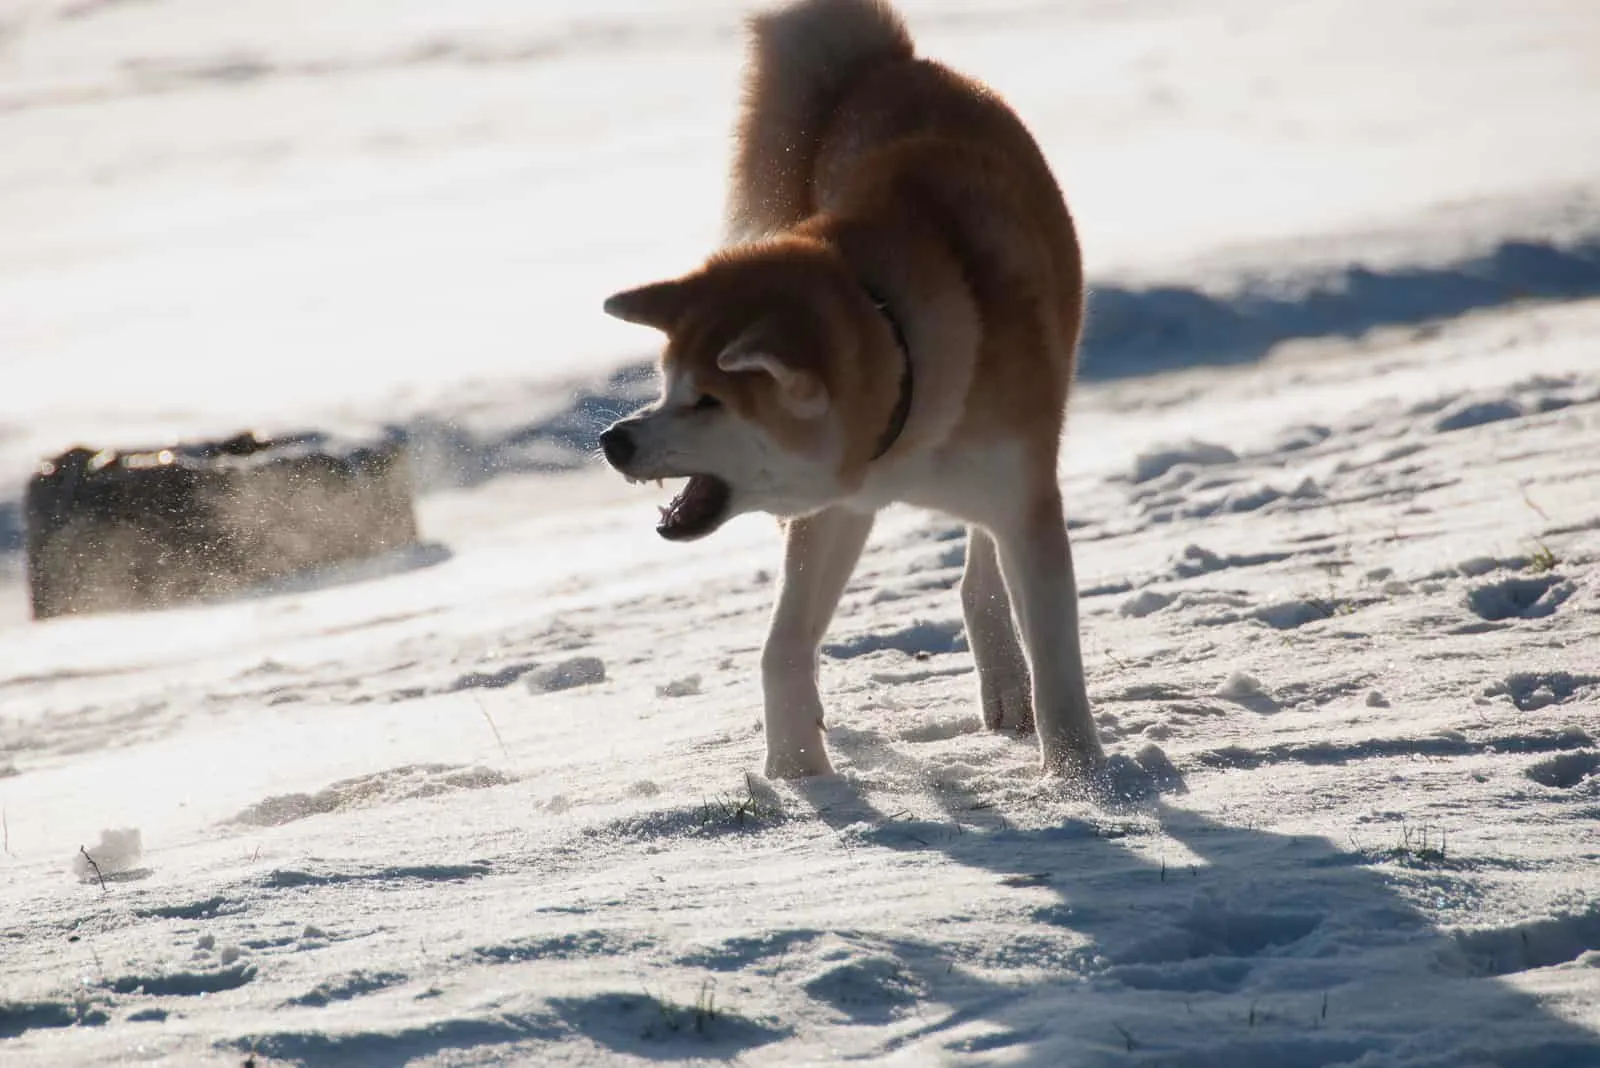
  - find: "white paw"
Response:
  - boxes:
[1038,735,1107,780]
[764,744,834,779]
[980,673,1034,733]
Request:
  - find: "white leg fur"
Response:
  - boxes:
[762,506,876,778]
[989,490,1105,775]
[960,526,1033,732]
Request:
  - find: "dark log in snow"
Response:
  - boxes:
[25,431,418,619]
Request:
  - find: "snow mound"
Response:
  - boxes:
[1132,440,1239,484]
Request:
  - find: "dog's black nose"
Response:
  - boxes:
[599,425,635,468]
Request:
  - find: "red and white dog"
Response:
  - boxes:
[600,0,1103,780]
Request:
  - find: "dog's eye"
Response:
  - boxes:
[693,394,722,411]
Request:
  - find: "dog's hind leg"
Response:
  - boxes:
[761,505,876,778]
[990,487,1106,776]
[961,526,1034,733]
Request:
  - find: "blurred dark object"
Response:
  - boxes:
[25,430,418,619]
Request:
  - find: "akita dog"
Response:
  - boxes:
[600,0,1104,780]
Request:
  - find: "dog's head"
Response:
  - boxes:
[599,238,895,541]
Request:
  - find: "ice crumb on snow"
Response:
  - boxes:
[72,827,142,880]
[1132,743,1184,792]
[656,674,702,698]
[1366,690,1391,708]
[1215,672,1267,700]
[1513,681,1559,710]
[1120,589,1174,618]
[525,656,606,693]
[1174,544,1225,575]
[899,712,979,743]
[1456,555,1529,578]
[1131,439,1238,483]
[1253,599,1333,630]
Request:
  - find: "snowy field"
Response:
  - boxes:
[3,1,1600,1065]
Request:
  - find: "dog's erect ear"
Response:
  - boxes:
[602,278,692,332]
[717,344,829,419]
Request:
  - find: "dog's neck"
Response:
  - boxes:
[865,287,913,462]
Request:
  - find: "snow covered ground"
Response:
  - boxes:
[3,1,1600,1065]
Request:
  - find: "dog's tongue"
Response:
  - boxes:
[656,475,731,541]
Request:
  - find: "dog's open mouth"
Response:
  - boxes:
[656,474,731,541]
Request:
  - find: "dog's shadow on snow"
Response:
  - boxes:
[788,748,1600,1066]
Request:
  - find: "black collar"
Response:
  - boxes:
[866,287,913,462]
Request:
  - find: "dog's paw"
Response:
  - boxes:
[980,679,1034,733]
[1050,744,1186,806]
[1035,726,1107,778]
[764,746,835,779]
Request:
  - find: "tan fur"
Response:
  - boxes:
[725,0,914,242]
[602,0,1104,780]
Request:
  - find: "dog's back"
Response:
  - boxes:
[728,0,1083,447]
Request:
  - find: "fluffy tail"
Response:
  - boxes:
[725,0,914,242]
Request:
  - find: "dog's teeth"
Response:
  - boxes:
[658,505,671,520]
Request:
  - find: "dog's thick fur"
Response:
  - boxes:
[600,0,1104,779]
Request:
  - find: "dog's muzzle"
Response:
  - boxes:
[598,419,733,542]
[599,422,637,469]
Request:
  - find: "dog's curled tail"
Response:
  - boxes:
[725,0,913,243]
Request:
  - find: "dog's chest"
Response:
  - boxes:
[846,439,1028,524]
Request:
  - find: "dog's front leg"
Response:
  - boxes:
[991,488,1106,776]
[761,505,875,778]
